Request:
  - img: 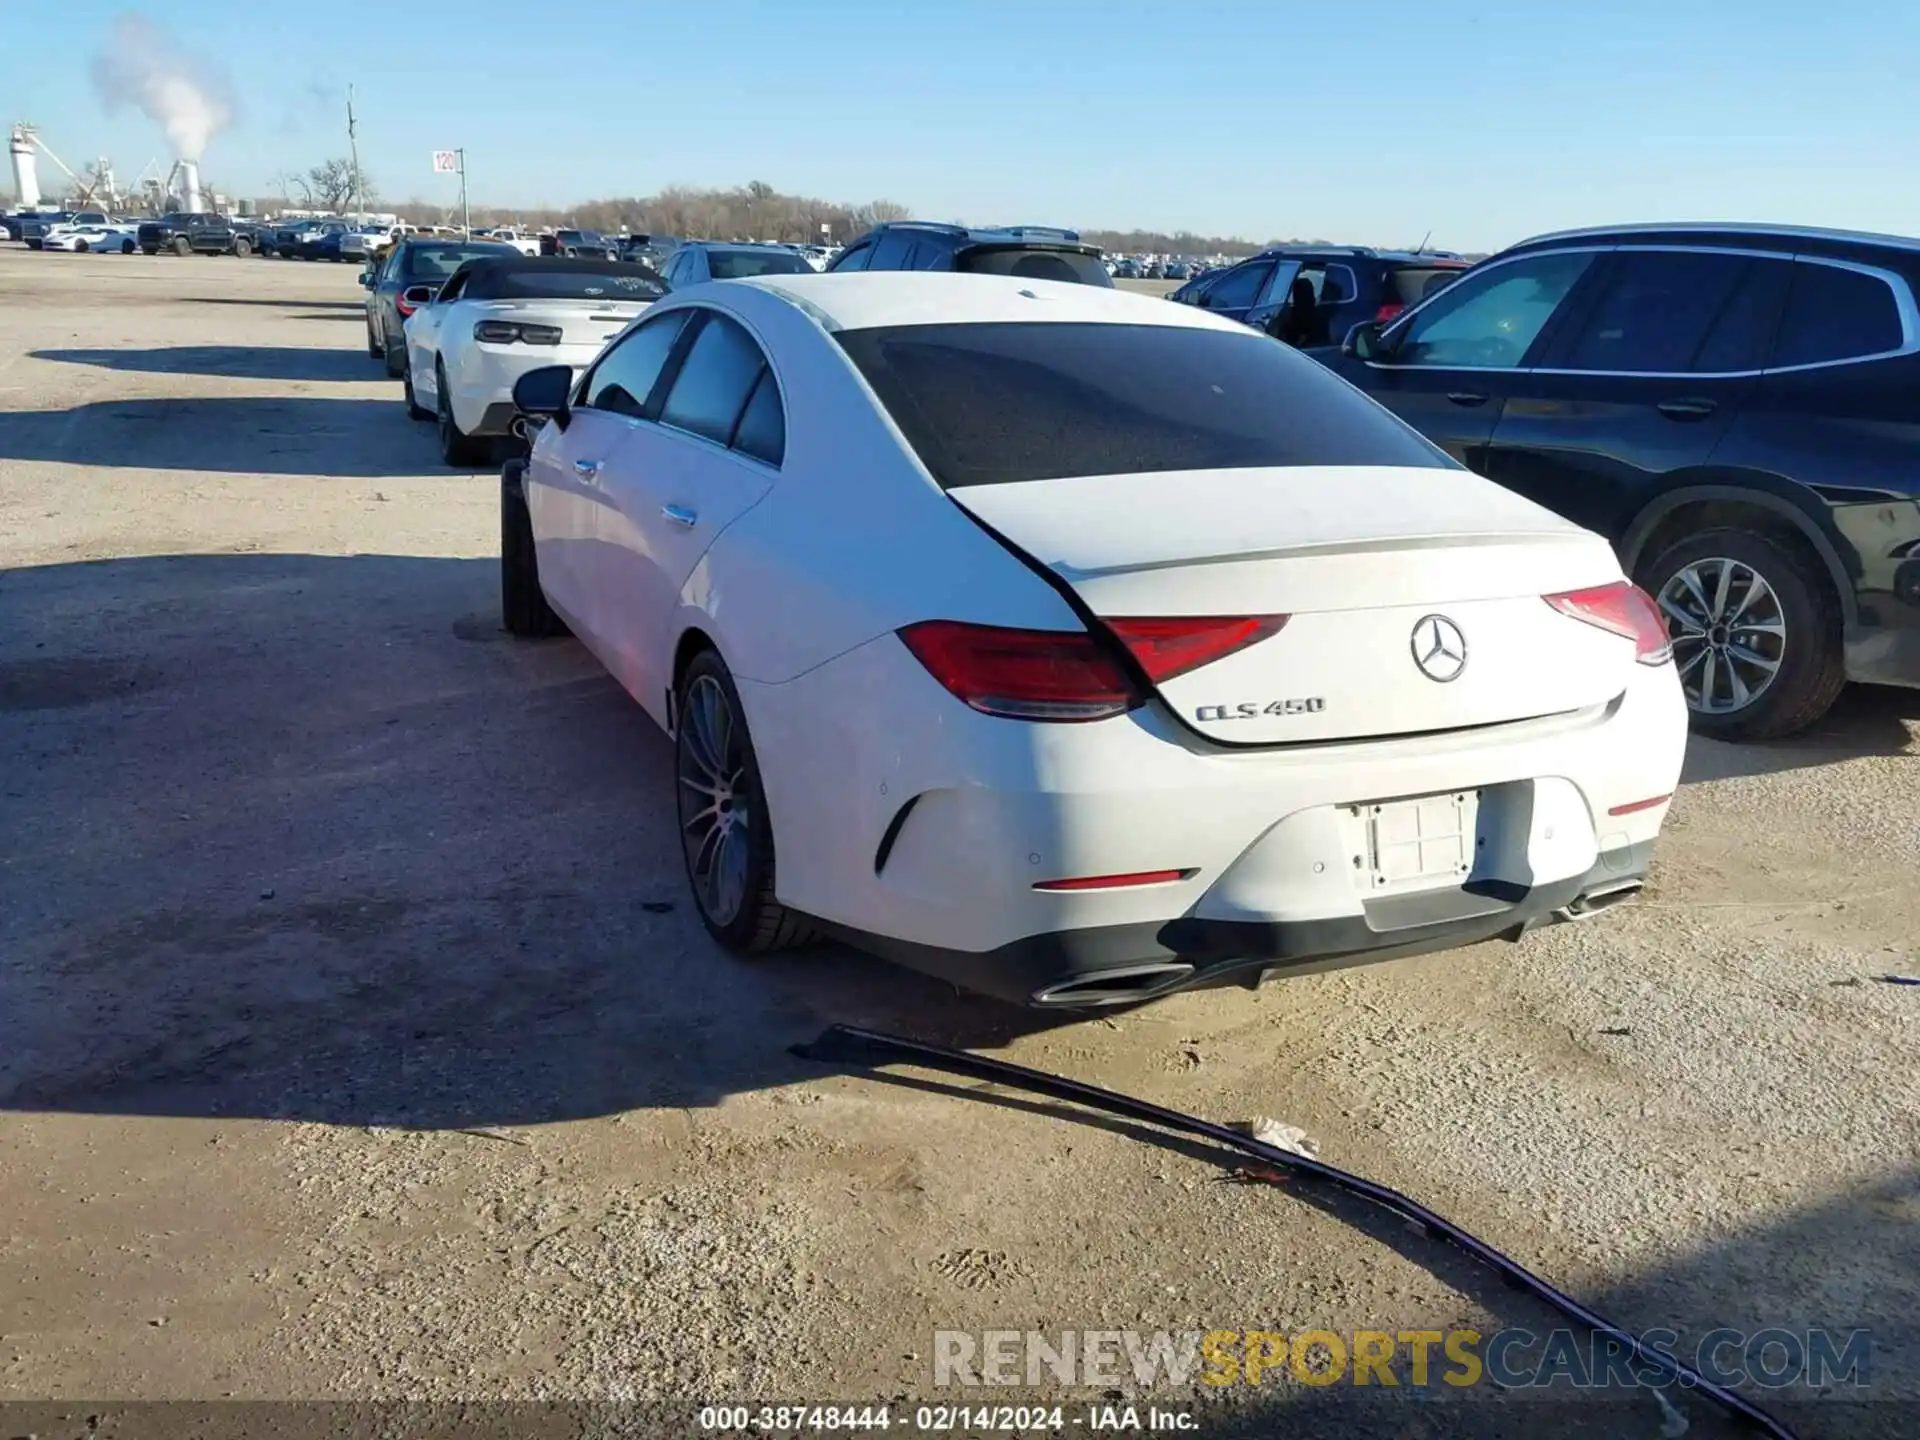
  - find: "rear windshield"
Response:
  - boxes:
[467,264,666,301]
[707,249,814,279]
[403,243,516,278]
[1389,266,1468,305]
[958,247,1115,287]
[836,321,1450,489]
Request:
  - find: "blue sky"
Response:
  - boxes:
[4,0,1917,252]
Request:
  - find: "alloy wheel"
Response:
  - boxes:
[1656,557,1787,715]
[678,674,752,926]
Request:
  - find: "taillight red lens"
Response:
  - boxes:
[1375,302,1406,324]
[1545,582,1673,665]
[1103,615,1288,682]
[396,295,417,319]
[898,621,1140,722]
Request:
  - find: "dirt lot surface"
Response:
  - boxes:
[2,247,1917,1438]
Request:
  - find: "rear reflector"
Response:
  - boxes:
[1103,615,1288,683]
[898,620,1140,722]
[1375,302,1406,323]
[1544,582,1673,665]
[1608,794,1672,817]
[1034,869,1195,891]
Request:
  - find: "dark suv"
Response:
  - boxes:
[542,228,618,260]
[826,222,1114,287]
[138,213,251,256]
[1171,246,1468,347]
[1314,222,1920,739]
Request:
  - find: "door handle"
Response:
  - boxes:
[1446,390,1489,407]
[661,504,698,528]
[1657,398,1717,421]
[573,459,601,480]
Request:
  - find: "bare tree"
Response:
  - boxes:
[307,157,377,213]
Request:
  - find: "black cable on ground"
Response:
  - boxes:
[794,1023,1797,1440]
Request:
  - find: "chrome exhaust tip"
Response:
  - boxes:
[1553,879,1644,922]
[1032,962,1195,1008]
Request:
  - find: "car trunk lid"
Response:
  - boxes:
[469,298,650,348]
[947,465,1635,744]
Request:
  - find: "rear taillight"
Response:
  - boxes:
[1102,615,1288,682]
[396,294,419,319]
[474,320,562,346]
[1374,302,1406,324]
[1545,582,1672,665]
[897,621,1140,722]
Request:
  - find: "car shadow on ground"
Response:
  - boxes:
[0,552,1086,1133]
[1683,682,1919,785]
[855,1070,1915,1438]
[33,346,375,383]
[183,296,366,311]
[0,396,433,476]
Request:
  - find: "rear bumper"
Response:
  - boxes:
[452,346,601,435]
[819,839,1657,1007]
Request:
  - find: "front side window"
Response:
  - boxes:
[1770,261,1906,368]
[831,242,873,273]
[1391,250,1595,369]
[583,310,692,417]
[835,320,1451,490]
[1201,261,1273,311]
[1555,250,1752,373]
[659,313,773,445]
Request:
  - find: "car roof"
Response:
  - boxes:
[731,270,1250,334]
[1504,220,1920,263]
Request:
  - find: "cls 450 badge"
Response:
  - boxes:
[1195,698,1327,722]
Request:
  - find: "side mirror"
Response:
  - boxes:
[359,271,374,288]
[512,365,574,432]
[1343,321,1383,361]
[401,284,437,309]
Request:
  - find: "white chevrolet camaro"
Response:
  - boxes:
[401,256,668,466]
[499,272,1688,1008]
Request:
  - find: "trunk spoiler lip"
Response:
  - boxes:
[793,1024,1799,1440]
[1043,528,1598,582]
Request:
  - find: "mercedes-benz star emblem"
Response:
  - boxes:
[1410,614,1468,683]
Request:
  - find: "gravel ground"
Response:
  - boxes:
[1,247,1916,1439]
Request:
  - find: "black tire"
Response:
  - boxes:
[367,324,384,359]
[172,235,191,256]
[436,362,489,465]
[232,237,252,258]
[500,462,567,638]
[402,362,432,422]
[1637,526,1847,742]
[383,334,406,379]
[674,649,814,954]
[73,241,89,253]
[120,239,135,254]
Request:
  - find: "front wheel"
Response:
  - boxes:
[73,241,89,252]
[1638,527,1846,741]
[120,239,135,254]
[172,236,191,256]
[675,651,814,954]
[232,237,252,258]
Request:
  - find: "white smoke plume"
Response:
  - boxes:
[89,13,235,160]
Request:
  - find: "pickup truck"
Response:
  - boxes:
[138,213,256,256]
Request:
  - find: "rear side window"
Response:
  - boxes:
[958,248,1114,287]
[1691,257,1793,372]
[1769,262,1906,367]
[730,368,786,466]
[659,313,771,445]
[1556,250,1752,373]
[583,310,690,416]
[705,249,814,280]
[1388,266,1466,305]
[834,321,1451,489]
[866,231,919,269]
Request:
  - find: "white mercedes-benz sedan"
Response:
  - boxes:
[499,271,1688,1008]
[402,255,668,466]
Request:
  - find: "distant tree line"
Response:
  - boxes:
[245,176,1450,255]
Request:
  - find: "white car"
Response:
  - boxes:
[485,228,544,258]
[498,272,1689,1008]
[402,255,668,465]
[42,223,138,254]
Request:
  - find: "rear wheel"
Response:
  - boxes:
[172,235,191,256]
[1638,526,1846,741]
[436,361,489,466]
[120,239,135,254]
[675,650,814,954]
[500,461,566,638]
